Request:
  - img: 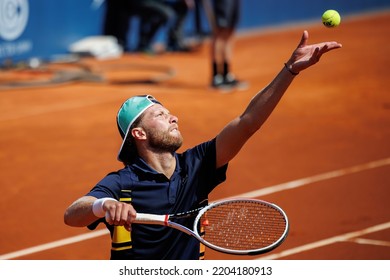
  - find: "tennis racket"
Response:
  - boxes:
[133,198,289,255]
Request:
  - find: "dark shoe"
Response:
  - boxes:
[134,45,155,55]
[211,74,224,88]
[211,74,235,93]
[166,43,194,52]
[223,73,249,90]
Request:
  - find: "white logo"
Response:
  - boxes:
[0,0,29,41]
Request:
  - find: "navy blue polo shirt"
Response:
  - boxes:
[87,138,228,260]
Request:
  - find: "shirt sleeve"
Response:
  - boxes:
[184,137,228,197]
[86,171,123,200]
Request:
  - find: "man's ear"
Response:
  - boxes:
[131,127,146,140]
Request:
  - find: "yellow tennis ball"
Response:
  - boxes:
[322,10,341,28]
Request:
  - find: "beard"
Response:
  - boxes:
[145,127,183,153]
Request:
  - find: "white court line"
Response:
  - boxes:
[256,221,390,260]
[0,229,109,260]
[231,157,390,198]
[349,238,390,247]
[0,157,389,260]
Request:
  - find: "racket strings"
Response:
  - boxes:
[200,201,286,250]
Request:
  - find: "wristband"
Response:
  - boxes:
[284,63,299,76]
[92,197,117,217]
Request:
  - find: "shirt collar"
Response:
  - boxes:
[129,154,182,178]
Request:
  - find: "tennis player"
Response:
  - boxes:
[64,31,341,259]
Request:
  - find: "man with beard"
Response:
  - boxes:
[64,30,342,259]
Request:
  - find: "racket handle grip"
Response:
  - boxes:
[134,213,168,226]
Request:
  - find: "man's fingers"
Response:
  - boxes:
[105,211,112,223]
[104,203,136,227]
[297,30,309,48]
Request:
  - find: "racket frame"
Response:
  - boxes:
[193,198,289,255]
[134,198,289,255]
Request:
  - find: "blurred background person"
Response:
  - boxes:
[136,0,175,53]
[138,0,196,53]
[103,0,174,53]
[164,0,195,52]
[203,0,247,90]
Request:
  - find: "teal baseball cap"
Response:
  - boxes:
[116,95,161,161]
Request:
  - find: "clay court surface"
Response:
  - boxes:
[0,11,389,260]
